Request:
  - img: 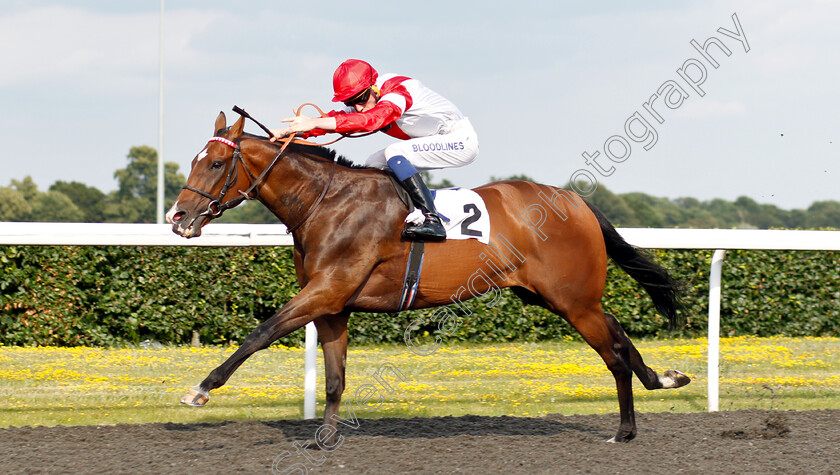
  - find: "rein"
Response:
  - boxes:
[181,105,346,233]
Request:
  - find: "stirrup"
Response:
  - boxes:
[403,214,446,242]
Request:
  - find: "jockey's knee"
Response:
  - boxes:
[386,155,419,181]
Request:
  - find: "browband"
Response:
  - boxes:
[208,136,237,148]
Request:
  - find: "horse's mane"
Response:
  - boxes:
[288,142,369,170]
[229,129,370,170]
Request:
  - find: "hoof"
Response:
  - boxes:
[662,369,691,388]
[180,386,209,406]
[607,431,636,443]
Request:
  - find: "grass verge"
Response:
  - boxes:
[0,336,837,427]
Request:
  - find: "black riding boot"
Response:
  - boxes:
[400,173,447,242]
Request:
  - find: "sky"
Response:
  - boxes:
[1,0,837,211]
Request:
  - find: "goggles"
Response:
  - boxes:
[343,87,371,107]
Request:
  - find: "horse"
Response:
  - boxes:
[166,110,690,443]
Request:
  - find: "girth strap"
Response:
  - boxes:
[397,241,425,312]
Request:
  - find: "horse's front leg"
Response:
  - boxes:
[313,313,350,446]
[180,284,348,406]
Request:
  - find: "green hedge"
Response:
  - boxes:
[1,246,838,347]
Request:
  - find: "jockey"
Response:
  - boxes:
[270,59,479,242]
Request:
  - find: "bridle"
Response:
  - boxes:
[180,105,358,234]
[180,136,262,219]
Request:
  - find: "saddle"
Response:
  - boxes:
[386,174,490,244]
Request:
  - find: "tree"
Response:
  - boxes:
[806,201,840,228]
[10,176,39,200]
[105,146,185,223]
[3,177,84,222]
[705,198,740,228]
[0,187,31,221]
[732,196,790,229]
[753,203,788,229]
[621,193,664,227]
[586,186,639,227]
[29,190,85,222]
[787,209,808,228]
[49,181,106,222]
[674,196,702,210]
[733,196,760,215]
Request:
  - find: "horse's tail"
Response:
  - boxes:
[584,199,682,330]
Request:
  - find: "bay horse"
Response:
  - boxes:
[166,111,690,442]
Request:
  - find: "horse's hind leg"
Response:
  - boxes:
[604,312,691,390]
[563,306,638,442]
[313,312,350,446]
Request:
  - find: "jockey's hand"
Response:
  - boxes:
[282,115,320,134]
[270,115,318,142]
[268,127,292,141]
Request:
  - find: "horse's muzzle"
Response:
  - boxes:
[166,203,206,238]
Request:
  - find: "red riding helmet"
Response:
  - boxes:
[332,59,378,102]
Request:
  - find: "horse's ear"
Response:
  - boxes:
[229,114,246,141]
[215,111,226,135]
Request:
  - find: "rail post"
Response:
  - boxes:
[707,249,727,412]
[303,322,317,419]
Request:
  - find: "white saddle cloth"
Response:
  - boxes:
[404,188,490,244]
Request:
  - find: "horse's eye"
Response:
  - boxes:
[210,161,224,170]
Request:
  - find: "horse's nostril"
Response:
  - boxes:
[173,211,186,223]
